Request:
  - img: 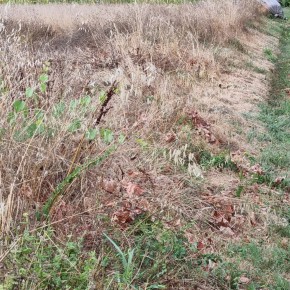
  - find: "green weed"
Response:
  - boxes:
[104,233,136,288]
[264,48,277,62]
[3,227,98,289]
[199,150,239,172]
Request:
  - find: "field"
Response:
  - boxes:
[0,1,290,289]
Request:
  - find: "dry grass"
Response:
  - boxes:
[0,1,286,288]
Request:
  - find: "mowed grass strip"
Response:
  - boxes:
[258,10,290,188]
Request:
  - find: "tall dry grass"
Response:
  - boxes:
[0,0,263,238]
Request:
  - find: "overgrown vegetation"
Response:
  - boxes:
[0,1,289,289]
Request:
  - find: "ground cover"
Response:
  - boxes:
[0,2,289,289]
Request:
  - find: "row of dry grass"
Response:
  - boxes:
[0,0,263,231]
[1,1,287,289]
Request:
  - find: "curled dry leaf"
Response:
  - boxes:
[188,109,218,144]
[223,204,234,215]
[239,276,250,284]
[213,210,231,227]
[123,181,144,197]
[219,226,235,237]
[165,132,176,143]
[112,208,133,226]
[197,241,205,250]
[250,164,264,175]
[101,178,120,194]
[274,176,285,185]
[112,201,145,228]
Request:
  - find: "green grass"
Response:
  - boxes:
[2,227,98,289]
[250,10,290,188]
[263,48,278,62]
[2,217,214,289]
[226,242,290,290]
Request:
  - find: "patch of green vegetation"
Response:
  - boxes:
[2,216,228,289]
[254,10,290,187]
[198,150,239,172]
[270,206,290,238]
[99,217,229,289]
[263,48,278,62]
[98,217,217,288]
[225,242,290,289]
[3,227,98,289]
[281,0,290,7]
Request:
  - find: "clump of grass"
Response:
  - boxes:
[264,47,278,62]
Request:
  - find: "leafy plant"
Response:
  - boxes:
[104,233,136,287]
[4,227,97,289]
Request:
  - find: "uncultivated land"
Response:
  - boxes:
[0,1,289,289]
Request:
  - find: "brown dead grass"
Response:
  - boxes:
[0,1,283,288]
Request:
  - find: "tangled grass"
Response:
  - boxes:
[2,1,287,289]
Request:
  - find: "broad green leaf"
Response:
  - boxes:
[13,100,27,113]
[40,83,47,93]
[53,102,65,118]
[98,91,106,104]
[85,128,97,140]
[80,95,91,107]
[26,123,38,138]
[69,99,79,111]
[25,87,34,98]
[118,133,126,144]
[39,73,48,83]
[101,128,114,144]
[68,119,81,133]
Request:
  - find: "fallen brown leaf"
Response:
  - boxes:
[197,241,205,250]
[220,226,235,236]
[165,132,176,143]
[101,179,120,194]
[239,276,250,284]
[123,182,144,197]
